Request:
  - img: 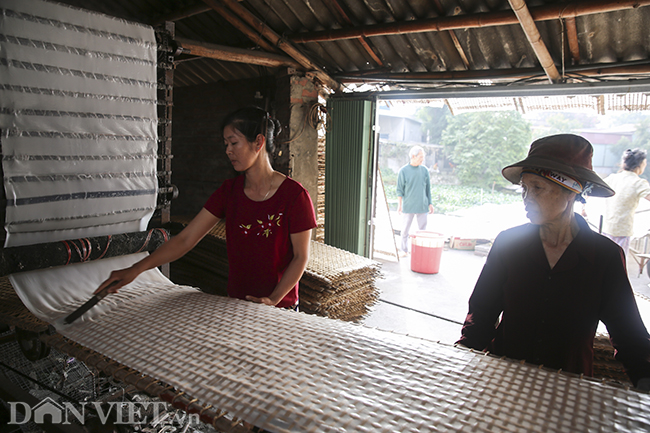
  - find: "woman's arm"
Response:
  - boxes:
[600,246,650,387]
[246,229,312,306]
[95,208,220,294]
[456,233,509,350]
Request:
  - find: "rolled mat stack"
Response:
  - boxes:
[170,216,381,321]
[300,241,381,321]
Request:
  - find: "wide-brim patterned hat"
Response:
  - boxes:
[502,134,615,197]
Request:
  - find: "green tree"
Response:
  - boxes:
[604,112,650,127]
[632,117,650,149]
[546,112,597,134]
[610,117,650,159]
[416,105,450,143]
[527,111,598,137]
[441,111,531,188]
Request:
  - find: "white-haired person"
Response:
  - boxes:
[396,145,434,256]
[457,134,650,390]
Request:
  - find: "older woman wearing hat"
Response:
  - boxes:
[457,134,650,389]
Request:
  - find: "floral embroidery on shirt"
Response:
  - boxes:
[240,213,284,238]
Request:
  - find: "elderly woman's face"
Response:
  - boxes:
[520,173,575,225]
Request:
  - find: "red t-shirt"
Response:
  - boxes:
[204,175,317,308]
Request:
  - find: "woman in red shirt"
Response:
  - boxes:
[96,106,316,309]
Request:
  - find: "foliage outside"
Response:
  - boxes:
[415,106,450,143]
[526,111,650,181]
[380,108,650,214]
[381,110,530,215]
[382,167,520,215]
[440,111,531,189]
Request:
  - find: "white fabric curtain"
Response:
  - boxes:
[0,0,158,247]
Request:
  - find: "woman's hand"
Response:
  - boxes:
[92,210,221,296]
[94,267,140,295]
[249,230,312,308]
[245,295,276,306]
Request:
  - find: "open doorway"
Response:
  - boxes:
[373,97,650,261]
[365,95,650,343]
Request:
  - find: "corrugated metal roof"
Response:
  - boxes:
[42,0,650,97]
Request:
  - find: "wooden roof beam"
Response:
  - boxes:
[201,0,341,91]
[508,0,560,83]
[320,0,384,67]
[564,17,581,65]
[431,0,470,70]
[151,4,211,25]
[197,0,278,54]
[336,62,650,83]
[288,0,650,43]
[176,37,302,68]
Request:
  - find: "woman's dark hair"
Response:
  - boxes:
[221,106,282,158]
[622,148,647,171]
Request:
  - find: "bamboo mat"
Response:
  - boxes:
[0,278,49,332]
[2,273,650,431]
[56,285,650,433]
[171,217,382,321]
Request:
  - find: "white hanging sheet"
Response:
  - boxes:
[0,0,158,247]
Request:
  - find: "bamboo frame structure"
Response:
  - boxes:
[288,0,650,43]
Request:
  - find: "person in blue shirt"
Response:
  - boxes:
[397,146,434,255]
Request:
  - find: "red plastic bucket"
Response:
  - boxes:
[410,231,444,274]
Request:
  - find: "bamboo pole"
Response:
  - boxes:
[432,0,470,69]
[197,0,277,53]
[564,17,581,64]
[336,62,650,83]
[289,0,650,43]
[508,0,560,83]
[320,0,384,66]
[176,37,302,68]
[202,0,341,91]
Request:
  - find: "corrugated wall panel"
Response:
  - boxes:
[324,98,374,256]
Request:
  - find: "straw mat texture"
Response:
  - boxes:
[593,333,632,385]
[57,284,650,433]
[170,217,382,321]
[0,277,49,332]
[300,241,381,321]
[0,275,248,431]
[3,273,649,431]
